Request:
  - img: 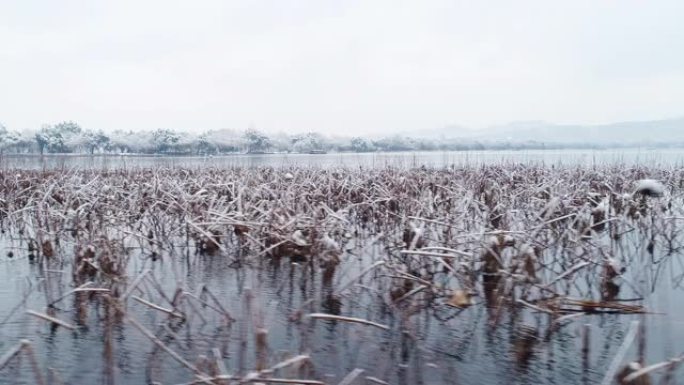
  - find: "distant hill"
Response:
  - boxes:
[422,117,684,145]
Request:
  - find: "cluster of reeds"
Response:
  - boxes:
[0,164,682,384]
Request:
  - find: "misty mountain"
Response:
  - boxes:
[425,117,684,144]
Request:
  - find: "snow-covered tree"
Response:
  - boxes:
[34,130,49,154]
[374,135,416,151]
[350,137,375,152]
[54,121,82,136]
[82,130,110,154]
[151,128,180,153]
[109,130,153,153]
[244,128,271,153]
[196,129,241,154]
[291,132,328,153]
[0,124,21,153]
[171,131,196,154]
[35,124,67,153]
[268,132,294,153]
[34,121,85,153]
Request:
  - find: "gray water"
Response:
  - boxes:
[1,233,683,384]
[2,149,684,170]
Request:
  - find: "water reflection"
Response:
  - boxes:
[0,242,683,384]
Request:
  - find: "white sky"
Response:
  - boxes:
[1,0,683,135]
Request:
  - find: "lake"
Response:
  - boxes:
[0,155,682,384]
[2,149,684,170]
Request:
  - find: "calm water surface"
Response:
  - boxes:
[1,235,683,384]
[2,149,684,169]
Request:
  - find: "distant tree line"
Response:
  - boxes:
[0,121,680,155]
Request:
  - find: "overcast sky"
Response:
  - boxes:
[1,0,683,135]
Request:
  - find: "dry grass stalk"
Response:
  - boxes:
[516,299,553,315]
[255,327,269,371]
[21,341,46,385]
[306,313,389,331]
[26,310,76,330]
[335,261,386,295]
[211,347,229,380]
[131,295,185,319]
[243,379,324,384]
[183,291,232,322]
[121,269,151,300]
[364,377,390,385]
[200,286,234,322]
[600,320,639,385]
[126,316,205,376]
[563,299,646,314]
[552,312,585,325]
[394,285,427,304]
[337,368,364,385]
[622,353,684,383]
[264,354,310,374]
[545,261,591,287]
[399,249,472,259]
[0,341,25,370]
[0,340,46,385]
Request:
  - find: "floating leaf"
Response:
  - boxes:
[447,290,472,308]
